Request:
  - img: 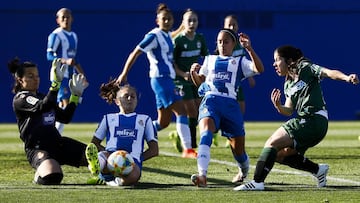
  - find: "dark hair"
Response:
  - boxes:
[275,45,304,74]
[7,57,37,93]
[157,3,171,15]
[214,28,238,54]
[99,79,137,104]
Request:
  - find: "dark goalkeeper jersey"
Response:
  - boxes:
[12,90,76,148]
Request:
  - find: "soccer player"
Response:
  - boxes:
[190,29,264,187]
[47,8,86,134]
[85,81,159,186]
[172,8,209,149]
[8,57,88,185]
[116,3,197,158]
[235,45,359,191]
[223,14,256,114]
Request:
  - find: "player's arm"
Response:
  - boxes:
[320,67,359,85]
[91,136,105,151]
[190,63,205,87]
[271,88,294,116]
[239,33,264,74]
[142,140,159,161]
[116,47,143,84]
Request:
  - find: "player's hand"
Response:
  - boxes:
[50,58,67,83]
[239,33,251,50]
[69,73,89,96]
[348,74,359,85]
[271,88,282,108]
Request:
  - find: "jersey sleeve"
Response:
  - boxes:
[199,55,210,76]
[137,33,157,53]
[13,91,57,113]
[93,115,108,141]
[240,56,258,79]
[144,116,157,142]
[47,33,60,61]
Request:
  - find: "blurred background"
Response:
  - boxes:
[1,0,359,123]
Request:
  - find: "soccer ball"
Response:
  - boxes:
[107,150,135,176]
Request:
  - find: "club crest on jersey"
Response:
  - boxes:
[26,96,39,105]
[197,41,201,49]
[184,44,188,49]
[287,80,307,96]
[138,119,144,127]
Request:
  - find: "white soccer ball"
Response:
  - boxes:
[107,150,135,176]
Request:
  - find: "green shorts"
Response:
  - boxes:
[236,86,245,102]
[174,80,199,100]
[282,114,328,154]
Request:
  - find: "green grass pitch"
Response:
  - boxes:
[0,122,359,202]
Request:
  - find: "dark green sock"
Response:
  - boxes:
[189,117,198,148]
[281,153,319,174]
[254,147,277,182]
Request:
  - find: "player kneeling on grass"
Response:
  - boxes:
[8,57,89,185]
[86,80,159,186]
[234,45,359,191]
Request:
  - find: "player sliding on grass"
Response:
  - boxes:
[86,81,158,186]
[8,57,88,185]
[189,29,264,187]
[235,45,359,191]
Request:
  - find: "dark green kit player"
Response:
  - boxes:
[172,9,209,149]
[235,45,359,191]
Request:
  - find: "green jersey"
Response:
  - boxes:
[173,32,209,82]
[284,59,326,117]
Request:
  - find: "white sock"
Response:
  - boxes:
[176,122,192,149]
[197,144,210,176]
[98,151,107,172]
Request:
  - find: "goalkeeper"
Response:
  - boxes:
[8,57,89,185]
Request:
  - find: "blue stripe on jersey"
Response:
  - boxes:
[114,114,137,153]
[138,28,175,78]
[213,57,232,94]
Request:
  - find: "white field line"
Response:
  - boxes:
[160,151,360,186]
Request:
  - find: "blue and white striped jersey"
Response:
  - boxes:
[47,27,78,78]
[199,55,257,99]
[94,112,157,163]
[137,28,176,79]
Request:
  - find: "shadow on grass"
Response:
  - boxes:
[134,166,231,189]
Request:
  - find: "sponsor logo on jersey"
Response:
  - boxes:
[115,127,138,139]
[213,72,231,82]
[43,111,55,125]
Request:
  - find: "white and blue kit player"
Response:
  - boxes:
[47,27,79,104]
[190,29,264,187]
[94,112,157,182]
[116,19,196,157]
[196,55,257,185]
[138,28,195,156]
[47,8,85,134]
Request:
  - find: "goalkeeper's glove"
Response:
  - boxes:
[49,58,67,91]
[69,73,89,105]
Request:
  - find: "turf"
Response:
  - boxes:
[0,122,359,202]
